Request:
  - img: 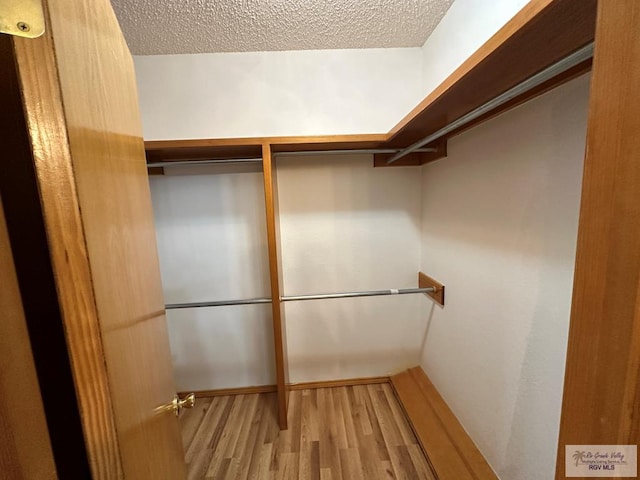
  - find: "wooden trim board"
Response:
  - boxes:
[288,376,390,391]
[181,385,278,398]
[555,1,640,475]
[419,272,445,307]
[262,144,289,430]
[181,376,390,398]
[391,367,497,480]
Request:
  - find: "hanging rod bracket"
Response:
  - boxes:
[373,139,447,167]
[419,272,445,306]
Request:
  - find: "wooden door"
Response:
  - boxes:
[0,0,187,478]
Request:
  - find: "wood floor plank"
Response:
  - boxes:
[318,388,343,479]
[407,444,437,480]
[182,397,213,452]
[236,394,267,480]
[246,395,278,479]
[350,385,373,436]
[232,394,261,458]
[339,448,365,480]
[257,443,273,480]
[186,396,226,462]
[389,445,420,480]
[276,452,299,480]
[180,386,436,479]
[330,388,349,451]
[356,385,391,463]
[369,384,404,448]
[335,387,358,449]
[381,384,418,447]
[206,395,248,478]
[188,448,214,480]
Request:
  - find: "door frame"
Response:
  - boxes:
[555,1,640,477]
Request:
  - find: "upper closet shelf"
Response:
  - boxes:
[145,0,597,170]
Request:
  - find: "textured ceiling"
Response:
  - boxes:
[110,0,455,55]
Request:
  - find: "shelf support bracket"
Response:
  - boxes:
[419,272,445,306]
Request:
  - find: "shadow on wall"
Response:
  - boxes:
[277,155,422,221]
[501,265,570,477]
[419,301,438,356]
[167,305,277,391]
[285,296,424,383]
[150,166,271,304]
[419,74,590,263]
[287,347,421,383]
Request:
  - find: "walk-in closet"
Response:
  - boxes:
[2,0,638,479]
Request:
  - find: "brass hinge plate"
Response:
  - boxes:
[0,0,45,38]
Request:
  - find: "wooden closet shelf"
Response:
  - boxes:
[144,0,597,169]
[386,0,597,149]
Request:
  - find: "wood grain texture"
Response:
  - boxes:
[145,135,389,163]
[555,1,640,477]
[47,0,187,475]
[391,367,497,480]
[10,0,187,477]
[181,377,392,399]
[288,376,390,391]
[0,197,57,480]
[180,385,436,479]
[263,143,290,430]
[418,273,445,307]
[183,385,278,398]
[5,6,121,477]
[386,0,597,147]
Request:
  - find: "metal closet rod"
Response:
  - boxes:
[147,147,437,168]
[387,42,595,165]
[147,158,262,168]
[164,286,436,309]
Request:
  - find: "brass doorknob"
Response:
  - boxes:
[171,393,195,416]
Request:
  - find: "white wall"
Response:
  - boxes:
[278,155,422,382]
[134,48,424,140]
[149,164,275,391]
[415,2,589,478]
[419,0,529,95]
[419,75,589,479]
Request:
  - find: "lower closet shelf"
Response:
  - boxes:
[391,367,497,480]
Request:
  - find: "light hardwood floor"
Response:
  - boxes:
[180,383,437,479]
